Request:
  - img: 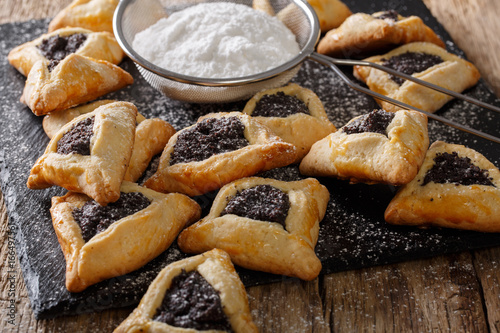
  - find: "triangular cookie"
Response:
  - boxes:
[49,0,119,33]
[353,42,480,113]
[21,53,133,116]
[144,112,298,196]
[385,141,500,232]
[242,83,336,162]
[114,249,257,333]
[27,101,137,205]
[50,181,201,292]
[8,27,124,77]
[177,177,330,281]
[299,109,429,185]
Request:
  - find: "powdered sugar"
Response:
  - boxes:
[133,2,300,79]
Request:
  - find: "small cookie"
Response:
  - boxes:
[50,181,201,292]
[27,101,137,205]
[144,112,297,197]
[299,109,429,185]
[317,11,445,58]
[307,0,352,33]
[385,141,500,232]
[21,54,133,116]
[242,83,336,162]
[177,177,330,281]
[49,0,119,33]
[114,249,257,333]
[8,27,124,77]
[353,42,481,113]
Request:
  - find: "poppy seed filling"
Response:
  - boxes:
[170,116,249,165]
[153,270,232,332]
[252,91,309,117]
[37,33,87,71]
[381,51,444,85]
[221,184,290,228]
[342,109,395,136]
[57,116,95,155]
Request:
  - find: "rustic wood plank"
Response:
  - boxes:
[0,0,72,24]
[323,252,488,333]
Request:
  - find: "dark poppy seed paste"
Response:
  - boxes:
[37,33,88,71]
[342,109,395,136]
[221,184,290,228]
[72,192,151,242]
[57,116,95,155]
[381,52,444,85]
[422,152,495,187]
[252,91,309,117]
[373,10,399,21]
[153,270,233,332]
[170,116,249,165]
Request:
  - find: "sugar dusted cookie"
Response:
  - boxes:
[299,109,429,185]
[114,249,257,333]
[8,27,124,77]
[144,112,297,197]
[177,177,329,281]
[243,83,336,161]
[353,42,481,113]
[50,181,201,292]
[317,11,445,58]
[27,101,137,205]
[385,141,500,232]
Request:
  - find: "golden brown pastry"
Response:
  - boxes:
[353,42,481,113]
[385,141,500,232]
[242,83,336,162]
[41,100,175,183]
[7,27,124,77]
[299,109,429,185]
[114,249,257,333]
[307,0,352,33]
[177,177,330,281]
[144,112,298,197]
[50,181,201,292]
[252,0,275,16]
[27,101,137,205]
[21,54,134,116]
[317,11,445,58]
[48,0,119,33]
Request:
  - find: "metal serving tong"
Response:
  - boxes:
[310,53,500,145]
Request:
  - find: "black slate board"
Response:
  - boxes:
[1,0,500,319]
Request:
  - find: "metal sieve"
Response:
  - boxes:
[114,0,500,144]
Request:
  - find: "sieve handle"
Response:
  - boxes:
[309,52,500,145]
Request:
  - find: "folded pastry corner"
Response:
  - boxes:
[300,109,429,185]
[144,112,298,196]
[21,54,133,116]
[385,141,500,232]
[114,248,257,333]
[177,177,330,281]
[27,101,137,205]
[8,27,124,77]
[317,10,445,58]
[353,42,480,113]
[50,181,201,293]
[48,0,119,33]
[242,83,336,162]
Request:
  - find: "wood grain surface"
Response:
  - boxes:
[1,0,500,332]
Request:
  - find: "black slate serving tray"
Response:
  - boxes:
[1,0,500,319]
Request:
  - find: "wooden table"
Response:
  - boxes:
[1,0,499,332]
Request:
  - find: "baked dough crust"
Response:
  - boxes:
[144,112,298,197]
[114,249,257,333]
[50,181,201,292]
[7,27,124,77]
[353,42,481,113]
[27,101,137,205]
[48,0,119,33]
[242,83,337,162]
[299,109,429,185]
[385,141,500,232]
[20,53,134,116]
[317,11,445,58]
[177,177,330,281]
